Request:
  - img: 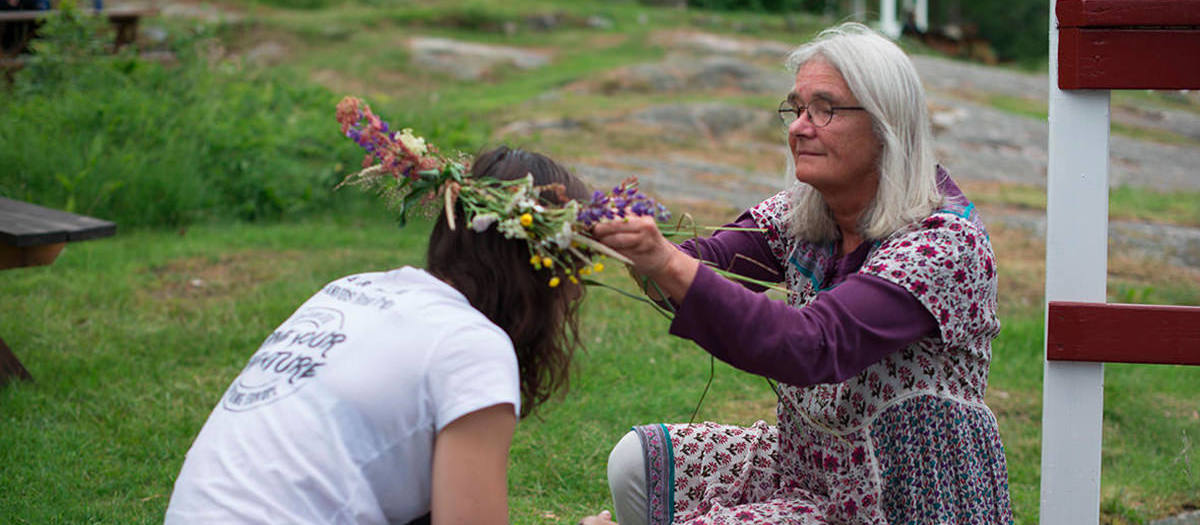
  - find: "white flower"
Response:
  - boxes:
[504,185,528,214]
[471,213,500,232]
[551,219,573,248]
[497,218,529,240]
[394,128,427,156]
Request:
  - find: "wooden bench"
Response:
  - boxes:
[0,196,116,385]
[0,5,157,59]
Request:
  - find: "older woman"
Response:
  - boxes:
[590,23,1012,525]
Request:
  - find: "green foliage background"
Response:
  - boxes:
[1,7,357,226]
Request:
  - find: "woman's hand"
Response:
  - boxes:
[591,215,699,303]
[578,510,618,525]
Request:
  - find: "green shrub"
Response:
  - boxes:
[960,0,1047,62]
[0,7,362,227]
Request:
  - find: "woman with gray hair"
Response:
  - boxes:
[587,22,1012,524]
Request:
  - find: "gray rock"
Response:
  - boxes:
[1149,510,1200,525]
[632,103,770,137]
[667,32,793,60]
[595,57,789,95]
[159,2,242,24]
[573,155,784,212]
[914,54,1200,145]
[407,37,549,81]
[242,41,287,66]
[927,92,1200,193]
[586,15,614,31]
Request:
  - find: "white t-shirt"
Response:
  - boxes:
[165,267,520,524]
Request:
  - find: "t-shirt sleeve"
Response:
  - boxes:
[426,325,521,432]
[858,214,1001,350]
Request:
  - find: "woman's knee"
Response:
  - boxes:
[607,431,644,490]
[606,430,647,525]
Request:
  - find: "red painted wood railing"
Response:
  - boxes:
[1046,301,1200,365]
[1057,0,1200,89]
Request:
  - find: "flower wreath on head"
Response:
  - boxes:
[335,96,672,288]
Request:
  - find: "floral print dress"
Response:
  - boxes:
[633,185,1013,525]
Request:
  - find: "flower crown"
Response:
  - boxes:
[335,96,670,287]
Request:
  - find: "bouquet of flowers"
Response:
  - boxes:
[335,96,671,288]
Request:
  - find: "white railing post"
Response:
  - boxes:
[914,0,928,32]
[1040,1,1110,523]
[879,0,901,38]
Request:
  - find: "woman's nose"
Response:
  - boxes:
[789,111,817,137]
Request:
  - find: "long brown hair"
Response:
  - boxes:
[426,146,589,417]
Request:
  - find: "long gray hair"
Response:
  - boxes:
[784,22,942,243]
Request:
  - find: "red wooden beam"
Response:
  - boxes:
[1047,301,1200,365]
[1057,0,1200,28]
[1056,0,1200,90]
[1059,28,1200,89]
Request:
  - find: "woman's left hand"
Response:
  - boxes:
[578,510,617,525]
[591,215,699,303]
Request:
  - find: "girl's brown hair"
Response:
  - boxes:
[426,146,589,417]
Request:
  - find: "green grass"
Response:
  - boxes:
[2,1,1198,522]
[2,218,1198,523]
[974,92,1200,147]
[969,182,1200,229]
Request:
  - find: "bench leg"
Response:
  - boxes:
[0,335,33,387]
[0,242,65,270]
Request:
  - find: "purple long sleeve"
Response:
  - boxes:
[678,212,783,291]
[669,218,938,386]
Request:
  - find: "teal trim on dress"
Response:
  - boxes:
[938,201,975,219]
[788,242,839,292]
[660,423,675,524]
[791,261,825,291]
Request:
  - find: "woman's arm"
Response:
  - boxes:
[594,214,936,385]
[597,212,785,300]
[431,403,517,525]
[670,265,937,385]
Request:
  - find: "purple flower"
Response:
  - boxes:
[576,178,670,226]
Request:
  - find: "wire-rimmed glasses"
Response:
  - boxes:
[777,98,866,127]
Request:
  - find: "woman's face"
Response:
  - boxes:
[787,59,881,200]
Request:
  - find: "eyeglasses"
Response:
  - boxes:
[777,98,866,127]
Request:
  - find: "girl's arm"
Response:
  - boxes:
[431,403,517,525]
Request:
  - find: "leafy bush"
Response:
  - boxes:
[674,0,809,12]
[644,0,1050,62]
[960,0,1047,62]
[0,6,363,227]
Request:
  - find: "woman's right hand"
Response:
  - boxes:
[591,215,699,303]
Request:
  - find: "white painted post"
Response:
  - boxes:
[853,0,866,21]
[879,0,901,38]
[1039,2,1110,523]
[914,0,928,32]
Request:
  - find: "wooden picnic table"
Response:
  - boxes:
[0,5,157,59]
[0,196,116,385]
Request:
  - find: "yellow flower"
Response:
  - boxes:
[530,255,542,269]
[520,213,533,227]
[542,257,553,268]
[549,277,561,288]
[593,262,605,273]
[569,276,579,284]
[579,267,592,276]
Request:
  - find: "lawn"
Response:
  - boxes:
[1,1,1198,523]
